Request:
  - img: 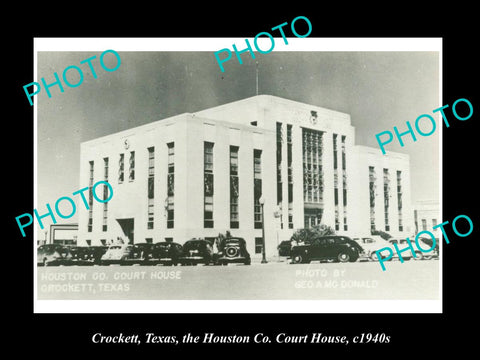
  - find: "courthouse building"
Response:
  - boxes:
[77,95,414,258]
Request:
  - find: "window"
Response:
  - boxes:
[104,157,109,180]
[102,205,108,232]
[397,170,403,231]
[204,142,214,228]
[118,154,124,183]
[148,198,154,229]
[167,143,174,229]
[432,218,437,227]
[145,238,153,244]
[230,146,239,228]
[276,122,283,228]
[204,196,214,228]
[383,168,390,231]
[422,219,427,231]
[129,151,135,181]
[103,158,108,232]
[341,135,346,170]
[341,136,347,230]
[148,147,155,229]
[88,161,94,232]
[369,166,376,233]
[302,128,324,203]
[254,149,262,229]
[333,134,338,170]
[255,237,263,254]
[333,134,340,230]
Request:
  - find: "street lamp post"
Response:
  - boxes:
[259,196,267,264]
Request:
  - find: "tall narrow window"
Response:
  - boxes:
[276,122,283,229]
[333,134,339,230]
[383,168,390,231]
[369,166,376,232]
[255,237,263,254]
[102,158,108,232]
[341,135,347,231]
[302,128,324,229]
[254,149,262,229]
[88,161,94,232]
[167,143,174,229]
[118,154,124,184]
[148,147,155,230]
[287,125,293,229]
[129,151,135,181]
[396,170,403,231]
[204,142,214,228]
[230,146,239,229]
[333,134,338,170]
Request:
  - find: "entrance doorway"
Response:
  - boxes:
[117,218,134,244]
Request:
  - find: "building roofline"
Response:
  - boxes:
[195,94,351,123]
[354,144,410,160]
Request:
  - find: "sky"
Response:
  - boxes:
[36,47,440,223]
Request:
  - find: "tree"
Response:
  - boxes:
[290,224,336,242]
[371,230,392,240]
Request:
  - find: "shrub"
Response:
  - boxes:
[291,224,336,242]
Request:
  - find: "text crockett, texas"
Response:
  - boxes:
[23,50,121,106]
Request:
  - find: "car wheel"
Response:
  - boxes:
[414,251,424,260]
[291,254,304,264]
[244,259,251,265]
[423,254,433,260]
[370,252,380,261]
[338,253,350,263]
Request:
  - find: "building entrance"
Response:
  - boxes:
[116,218,134,244]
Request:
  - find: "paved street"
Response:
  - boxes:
[37,259,440,301]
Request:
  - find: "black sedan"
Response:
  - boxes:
[290,236,363,264]
[179,239,214,266]
[277,240,292,257]
[216,237,251,265]
[150,242,183,265]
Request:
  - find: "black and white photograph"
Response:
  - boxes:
[32,38,443,313]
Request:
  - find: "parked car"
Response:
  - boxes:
[385,238,414,261]
[352,236,394,261]
[215,237,251,265]
[290,236,363,264]
[150,242,183,265]
[412,237,439,260]
[127,242,155,264]
[179,239,214,265]
[68,246,94,265]
[37,244,72,266]
[278,240,292,257]
[87,246,109,264]
[101,244,134,265]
